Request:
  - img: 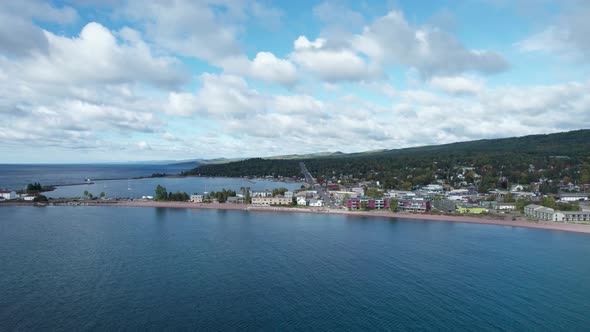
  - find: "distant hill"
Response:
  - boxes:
[186,129,590,192]
[168,157,245,167]
[267,151,347,160]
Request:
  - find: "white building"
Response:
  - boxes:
[351,187,365,196]
[309,199,323,207]
[250,189,272,198]
[422,184,444,193]
[0,190,17,200]
[22,194,40,201]
[297,197,307,206]
[190,194,203,203]
[387,190,415,199]
[524,204,590,223]
[284,191,294,199]
[497,202,516,210]
[559,193,588,202]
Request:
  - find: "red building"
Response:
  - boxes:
[345,198,390,210]
[327,183,340,191]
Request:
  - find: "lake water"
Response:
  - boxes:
[44,177,302,199]
[0,164,301,198]
[0,164,192,189]
[1,206,589,330]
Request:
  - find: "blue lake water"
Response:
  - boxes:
[0,164,301,198]
[0,164,192,189]
[1,206,589,330]
[44,177,301,199]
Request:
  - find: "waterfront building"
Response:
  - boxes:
[251,196,291,206]
[227,196,245,204]
[190,194,203,203]
[250,189,272,198]
[345,198,390,210]
[309,199,324,207]
[496,202,516,210]
[22,193,40,201]
[525,204,590,223]
[0,190,17,200]
[397,199,431,213]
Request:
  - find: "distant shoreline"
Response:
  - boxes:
[3,200,590,234]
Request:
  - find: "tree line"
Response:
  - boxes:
[183,130,590,192]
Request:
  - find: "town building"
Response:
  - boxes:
[251,196,291,206]
[432,200,457,212]
[22,193,40,201]
[0,190,17,200]
[397,199,431,213]
[559,193,588,202]
[524,204,590,223]
[386,190,415,199]
[326,183,340,191]
[250,189,272,198]
[284,191,294,199]
[345,198,390,210]
[422,184,444,193]
[227,196,245,204]
[297,197,307,206]
[351,187,365,196]
[309,199,323,207]
[190,194,203,203]
[496,202,516,210]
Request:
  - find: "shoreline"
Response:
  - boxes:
[3,200,590,234]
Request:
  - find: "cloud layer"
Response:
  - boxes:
[0,1,588,162]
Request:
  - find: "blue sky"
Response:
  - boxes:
[1,0,589,163]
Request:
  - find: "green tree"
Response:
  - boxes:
[389,199,398,212]
[504,193,515,202]
[401,181,413,191]
[27,182,42,192]
[365,188,382,198]
[541,196,557,209]
[155,185,168,201]
[556,201,579,211]
[100,192,105,198]
[168,191,189,201]
[272,187,288,197]
[515,198,532,213]
[360,200,368,210]
[83,190,89,198]
[33,195,48,203]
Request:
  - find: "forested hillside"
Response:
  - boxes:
[186,130,590,191]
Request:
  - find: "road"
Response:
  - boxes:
[299,162,337,208]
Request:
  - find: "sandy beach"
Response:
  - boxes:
[12,199,585,234]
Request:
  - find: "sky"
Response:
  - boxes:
[1,0,589,163]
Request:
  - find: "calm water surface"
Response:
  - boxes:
[0,164,301,198]
[0,164,192,189]
[1,206,589,331]
[44,177,302,199]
